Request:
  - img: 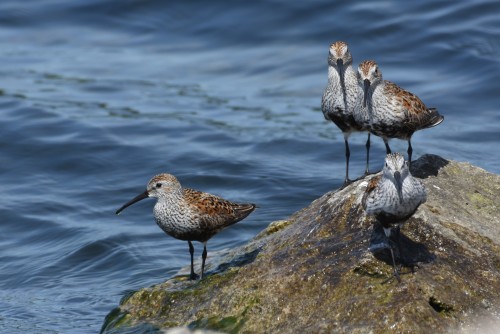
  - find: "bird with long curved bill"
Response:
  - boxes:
[116,173,256,280]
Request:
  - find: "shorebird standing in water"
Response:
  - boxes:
[362,153,427,281]
[358,60,444,166]
[116,173,256,280]
[322,41,370,186]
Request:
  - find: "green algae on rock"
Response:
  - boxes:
[101,155,500,334]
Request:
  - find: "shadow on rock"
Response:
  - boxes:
[411,154,449,179]
[212,248,261,274]
[369,223,435,268]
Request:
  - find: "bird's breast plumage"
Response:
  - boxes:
[364,175,426,225]
[322,66,367,132]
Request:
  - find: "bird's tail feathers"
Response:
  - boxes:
[426,108,444,128]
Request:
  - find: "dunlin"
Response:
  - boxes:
[322,41,371,186]
[362,153,427,280]
[116,173,256,280]
[358,60,444,165]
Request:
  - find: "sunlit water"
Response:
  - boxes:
[1,1,499,333]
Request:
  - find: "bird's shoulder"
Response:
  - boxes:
[362,175,382,209]
[384,80,428,115]
[183,188,236,216]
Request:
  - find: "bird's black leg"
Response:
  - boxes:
[395,226,403,263]
[201,243,208,279]
[364,133,371,175]
[394,226,419,272]
[382,227,401,283]
[384,139,391,155]
[341,136,352,188]
[188,241,199,280]
[407,140,413,167]
[388,246,401,283]
[344,137,351,183]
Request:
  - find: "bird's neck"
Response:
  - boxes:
[327,66,341,85]
[380,175,399,191]
[364,80,383,110]
[328,65,359,95]
[343,65,355,77]
[371,80,385,95]
[154,190,185,216]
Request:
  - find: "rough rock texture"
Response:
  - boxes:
[101,155,500,334]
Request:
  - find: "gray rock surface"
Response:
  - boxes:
[101,155,500,334]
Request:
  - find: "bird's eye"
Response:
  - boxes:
[156,183,162,188]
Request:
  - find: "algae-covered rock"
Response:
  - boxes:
[101,155,500,334]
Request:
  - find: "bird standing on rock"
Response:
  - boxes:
[116,173,256,280]
[322,41,371,186]
[362,153,427,281]
[358,60,444,166]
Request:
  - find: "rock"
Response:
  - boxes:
[101,155,500,334]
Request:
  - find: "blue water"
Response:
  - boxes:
[1,1,499,333]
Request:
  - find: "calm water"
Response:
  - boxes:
[1,1,499,333]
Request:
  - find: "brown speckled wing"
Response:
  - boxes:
[362,175,382,210]
[184,188,256,232]
[184,188,232,215]
[384,81,442,131]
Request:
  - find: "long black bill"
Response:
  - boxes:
[116,190,149,215]
[336,59,345,87]
[363,79,370,108]
[394,171,403,204]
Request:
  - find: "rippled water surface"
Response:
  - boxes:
[1,1,499,333]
